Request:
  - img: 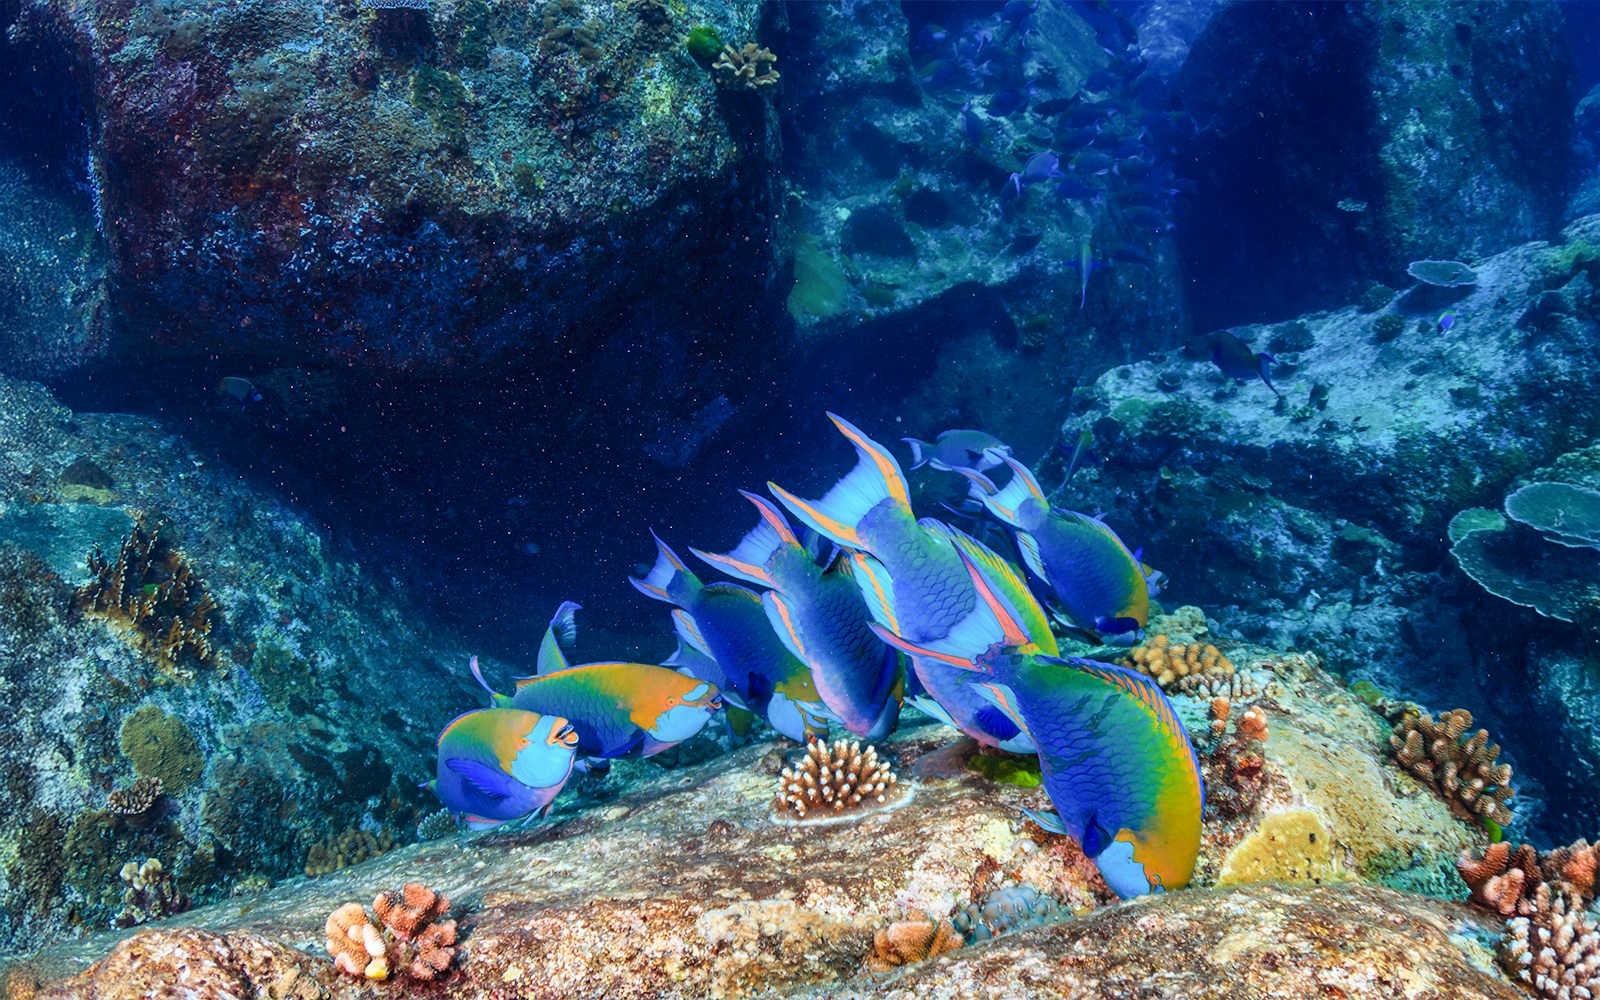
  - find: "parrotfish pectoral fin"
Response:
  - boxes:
[762,591,810,664]
[973,680,1030,737]
[671,609,713,659]
[1023,807,1071,836]
[868,622,975,669]
[950,543,1032,648]
[534,602,581,675]
[766,414,911,550]
[444,758,516,801]
[629,530,701,605]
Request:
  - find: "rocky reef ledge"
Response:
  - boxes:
[3,617,1526,999]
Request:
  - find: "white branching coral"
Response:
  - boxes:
[1501,885,1600,999]
[771,738,909,826]
[712,43,779,89]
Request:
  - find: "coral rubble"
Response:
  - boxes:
[771,738,908,825]
[1388,709,1515,826]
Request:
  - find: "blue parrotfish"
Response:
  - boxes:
[874,547,1205,898]
[961,454,1161,643]
[902,429,1012,473]
[631,532,832,742]
[469,603,723,764]
[767,414,1030,751]
[692,491,904,739]
[1207,330,1282,399]
[426,707,579,830]
[1008,151,1065,197]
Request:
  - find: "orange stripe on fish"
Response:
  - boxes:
[690,547,775,588]
[850,553,900,636]
[868,622,972,668]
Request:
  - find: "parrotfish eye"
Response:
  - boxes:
[666,696,679,707]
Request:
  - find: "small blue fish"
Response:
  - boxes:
[1438,311,1457,331]
[693,492,904,739]
[902,429,1011,472]
[987,85,1031,117]
[1207,330,1282,399]
[426,707,578,830]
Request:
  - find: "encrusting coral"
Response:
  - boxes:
[112,858,190,928]
[1202,698,1269,820]
[771,738,908,824]
[1122,635,1234,690]
[865,910,964,972]
[78,517,220,678]
[326,883,458,982]
[1387,708,1515,826]
[304,825,396,877]
[712,43,779,89]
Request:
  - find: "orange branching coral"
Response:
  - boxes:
[326,883,458,982]
[1388,709,1514,826]
[78,517,221,678]
[771,738,908,825]
[1203,699,1269,821]
[865,910,964,972]
[712,43,779,88]
[1500,883,1600,999]
[1459,841,1599,916]
[1122,635,1233,690]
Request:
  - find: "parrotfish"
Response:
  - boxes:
[1207,330,1282,399]
[961,454,1160,643]
[875,547,1205,898]
[1008,151,1065,197]
[469,603,723,764]
[768,414,1030,751]
[902,429,1012,472]
[692,491,904,739]
[426,707,579,830]
[631,533,831,742]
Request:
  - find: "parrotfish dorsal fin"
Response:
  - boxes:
[767,413,910,549]
[629,529,701,605]
[535,601,581,675]
[690,491,803,589]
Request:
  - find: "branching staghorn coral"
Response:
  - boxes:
[327,883,458,982]
[712,43,779,89]
[1501,883,1599,999]
[78,517,220,679]
[107,775,164,821]
[771,738,908,825]
[1459,840,1598,916]
[1122,635,1234,690]
[1387,709,1514,827]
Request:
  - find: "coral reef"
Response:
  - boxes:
[864,911,963,972]
[325,884,457,982]
[712,43,780,89]
[304,827,396,878]
[112,859,190,928]
[1459,840,1599,916]
[78,518,220,679]
[771,738,908,825]
[1501,886,1600,999]
[1202,698,1270,821]
[1452,479,1600,625]
[117,705,204,794]
[1388,709,1515,827]
[106,776,163,820]
[1122,635,1234,690]
[948,885,1069,943]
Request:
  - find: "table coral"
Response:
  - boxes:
[1388,708,1515,826]
[771,738,909,825]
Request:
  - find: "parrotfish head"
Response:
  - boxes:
[509,714,579,790]
[647,681,722,744]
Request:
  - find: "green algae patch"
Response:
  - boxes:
[966,752,1042,788]
[788,234,850,323]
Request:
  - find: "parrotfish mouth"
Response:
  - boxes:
[550,723,579,748]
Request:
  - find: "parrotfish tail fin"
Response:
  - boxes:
[939,525,1034,650]
[629,529,702,605]
[690,490,802,589]
[969,453,1047,527]
[467,655,514,705]
[1257,353,1283,399]
[902,437,932,470]
[767,413,911,550]
[535,601,581,675]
